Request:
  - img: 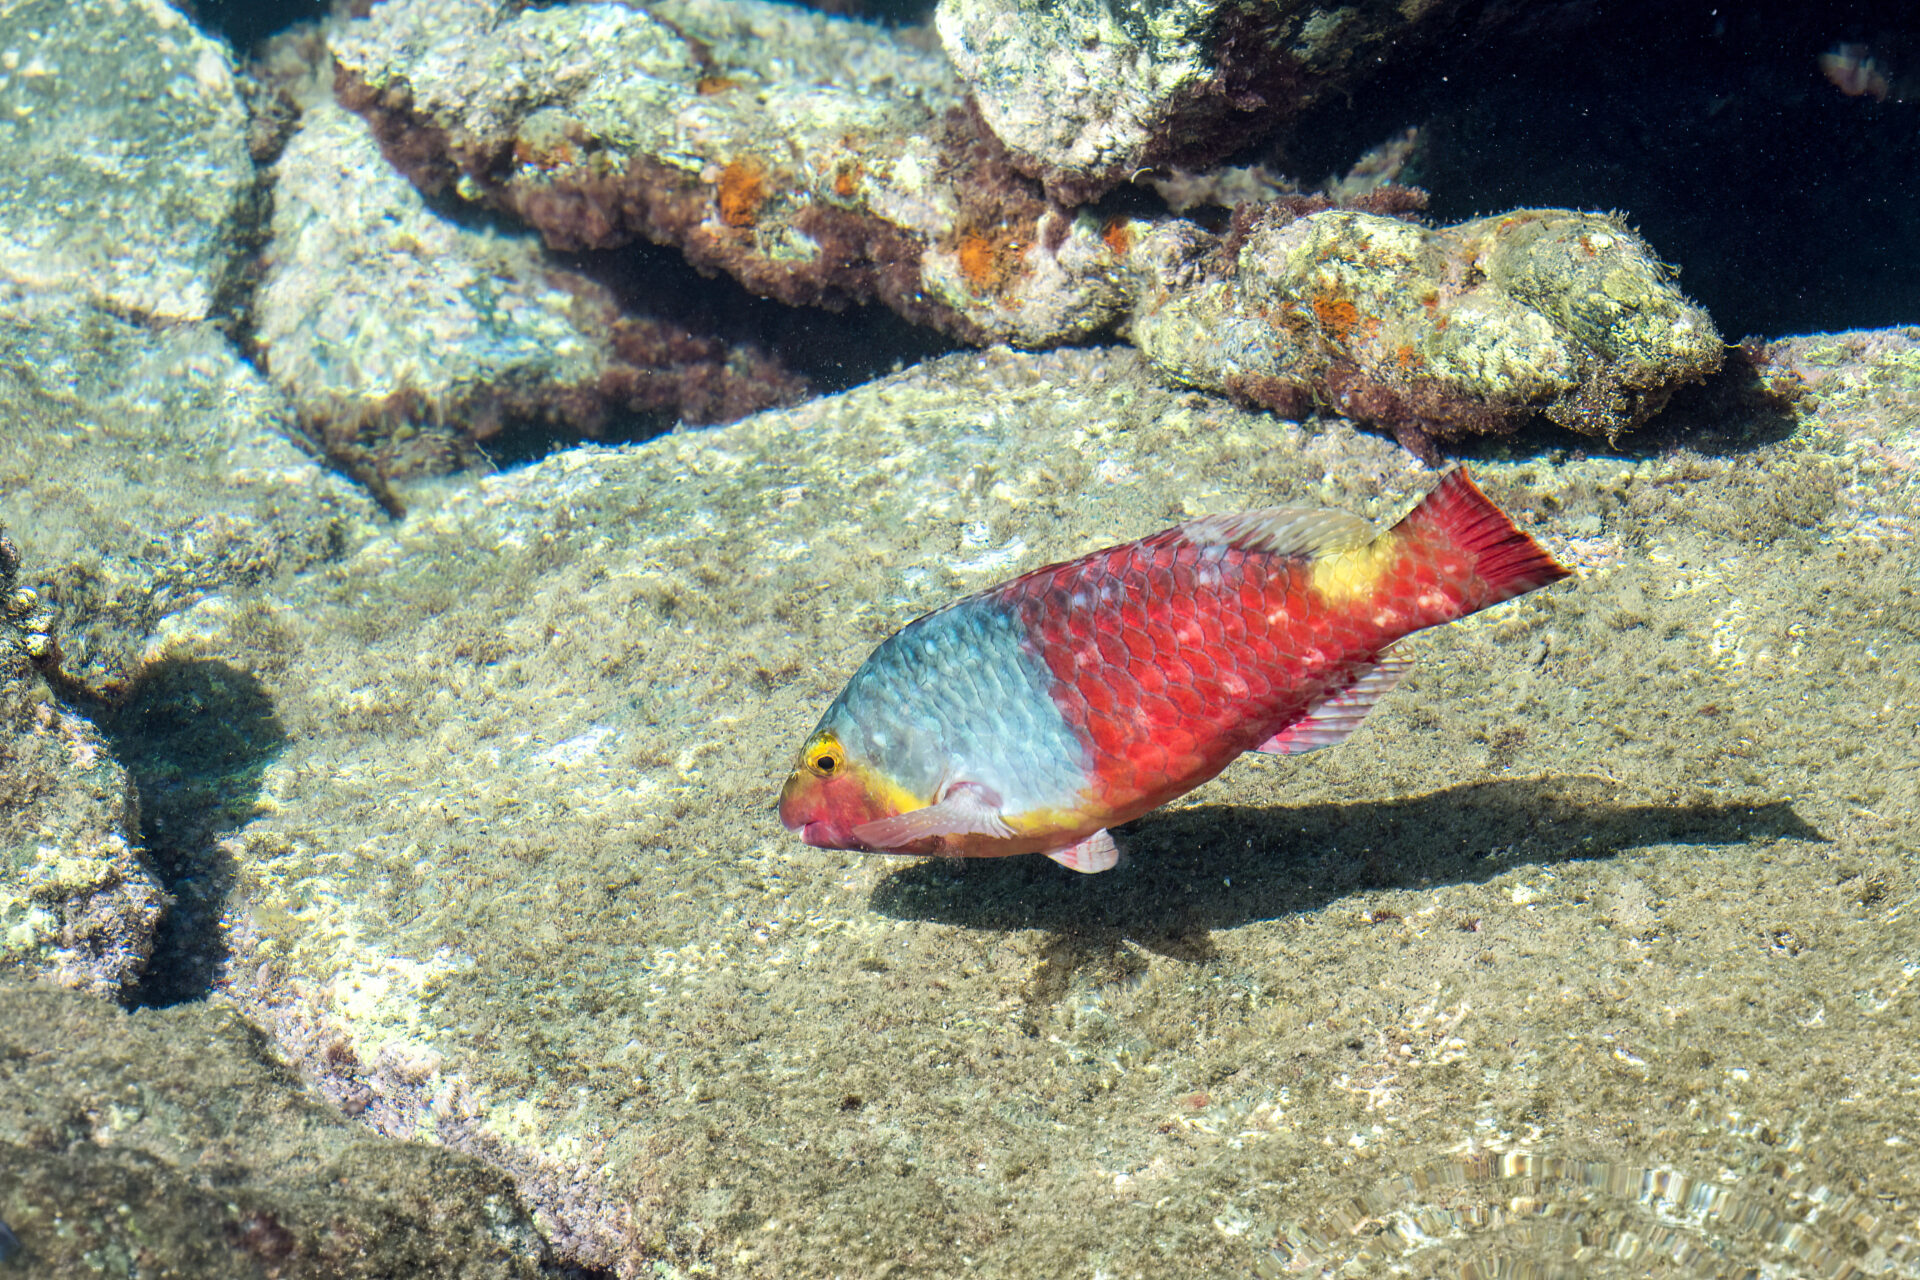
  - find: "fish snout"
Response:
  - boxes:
[777,765,816,830]
[778,776,848,847]
[777,788,808,834]
[778,757,887,850]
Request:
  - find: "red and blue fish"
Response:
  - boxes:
[779,469,1569,873]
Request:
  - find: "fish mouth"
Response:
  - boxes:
[799,821,844,848]
[777,793,845,846]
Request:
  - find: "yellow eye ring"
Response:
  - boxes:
[799,731,845,778]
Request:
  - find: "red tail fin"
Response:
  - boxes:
[1396,468,1572,606]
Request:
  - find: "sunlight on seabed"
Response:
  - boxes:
[1261,1150,1920,1279]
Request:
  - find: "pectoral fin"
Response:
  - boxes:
[1254,653,1412,755]
[851,781,1014,849]
[1045,829,1119,874]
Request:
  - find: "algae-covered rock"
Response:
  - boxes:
[0,972,551,1279]
[256,99,807,481]
[937,0,1476,202]
[328,1,1716,448]
[167,346,1920,1278]
[1128,205,1724,455]
[0,533,162,997]
[329,0,1134,347]
[0,290,382,687]
[0,0,253,320]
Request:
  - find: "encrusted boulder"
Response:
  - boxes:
[255,99,808,481]
[936,0,1477,203]
[328,0,1135,348]
[1126,204,1724,455]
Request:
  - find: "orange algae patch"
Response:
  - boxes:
[954,219,1032,296]
[957,232,999,291]
[831,160,864,200]
[696,75,740,95]
[717,158,768,228]
[1101,217,1133,257]
[1311,289,1362,345]
[512,133,579,170]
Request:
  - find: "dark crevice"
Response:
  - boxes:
[458,237,964,470]
[787,0,938,23]
[180,0,331,57]
[569,240,963,390]
[1268,0,1920,339]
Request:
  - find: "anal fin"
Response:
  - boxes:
[1254,653,1412,755]
[1045,829,1119,874]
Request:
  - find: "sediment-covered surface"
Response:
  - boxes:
[0,972,553,1278]
[0,291,381,687]
[143,345,1920,1277]
[0,0,253,320]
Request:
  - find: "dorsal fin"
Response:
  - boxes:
[1180,507,1376,558]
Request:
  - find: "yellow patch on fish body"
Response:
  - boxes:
[1004,801,1104,840]
[1309,527,1404,605]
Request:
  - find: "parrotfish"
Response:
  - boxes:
[778,469,1569,873]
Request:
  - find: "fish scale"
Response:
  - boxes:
[779,469,1571,872]
[1007,537,1380,818]
[828,595,1086,818]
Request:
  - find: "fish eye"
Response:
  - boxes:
[809,749,839,776]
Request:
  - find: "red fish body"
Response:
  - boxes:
[779,469,1569,873]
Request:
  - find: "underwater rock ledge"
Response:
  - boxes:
[937,0,1478,204]
[327,0,1721,456]
[1126,204,1725,457]
[0,532,162,999]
